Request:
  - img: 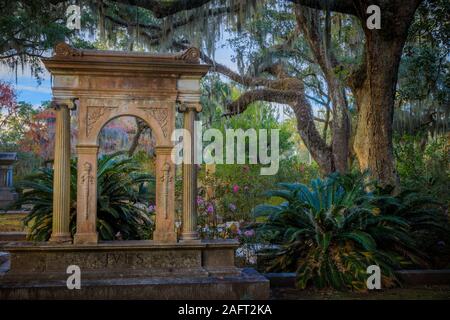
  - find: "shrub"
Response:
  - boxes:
[394,133,449,201]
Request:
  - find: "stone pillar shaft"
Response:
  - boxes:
[180,104,201,242]
[50,102,72,243]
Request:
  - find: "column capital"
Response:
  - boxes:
[51,98,78,110]
[177,102,202,113]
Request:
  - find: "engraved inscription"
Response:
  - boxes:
[12,250,201,273]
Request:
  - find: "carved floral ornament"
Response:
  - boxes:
[54,42,83,57]
[161,162,172,220]
[139,108,169,137]
[176,47,201,63]
[86,106,117,136]
[81,162,94,220]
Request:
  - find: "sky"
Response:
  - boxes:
[0,64,52,106]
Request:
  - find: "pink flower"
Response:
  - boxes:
[232,185,240,193]
[196,196,204,206]
[244,229,255,237]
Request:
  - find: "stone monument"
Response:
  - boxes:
[0,43,269,299]
[0,153,18,209]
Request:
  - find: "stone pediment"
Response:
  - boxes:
[42,43,209,77]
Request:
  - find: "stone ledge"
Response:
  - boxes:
[0,239,239,251]
[0,268,269,300]
[0,240,242,281]
[0,232,27,242]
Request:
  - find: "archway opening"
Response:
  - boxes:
[96,115,156,240]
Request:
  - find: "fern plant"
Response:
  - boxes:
[17,152,155,241]
[253,172,444,290]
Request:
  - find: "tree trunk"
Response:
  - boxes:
[353,51,400,187]
[328,78,350,173]
[128,118,148,156]
[352,1,420,187]
[292,95,334,174]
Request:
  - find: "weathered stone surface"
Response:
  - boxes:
[0,268,269,300]
[0,232,27,242]
[0,241,269,299]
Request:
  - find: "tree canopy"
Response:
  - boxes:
[0,0,448,189]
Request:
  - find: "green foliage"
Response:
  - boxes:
[394,134,449,200]
[254,172,449,290]
[17,152,155,241]
[0,1,72,79]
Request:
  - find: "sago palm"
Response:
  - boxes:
[17,152,155,241]
[254,172,432,290]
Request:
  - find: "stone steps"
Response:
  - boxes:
[0,268,269,300]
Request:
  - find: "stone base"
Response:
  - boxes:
[73,232,98,244]
[152,231,177,243]
[0,188,18,210]
[0,240,269,300]
[0,268,268,300]
[49,233,72,243]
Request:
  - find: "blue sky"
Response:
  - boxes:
[0,65,52,106]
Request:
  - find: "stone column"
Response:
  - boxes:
[74,145,99,244]
[179,103,202,242]
[49,100,72,243]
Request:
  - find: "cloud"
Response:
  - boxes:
[16,85,51,94]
